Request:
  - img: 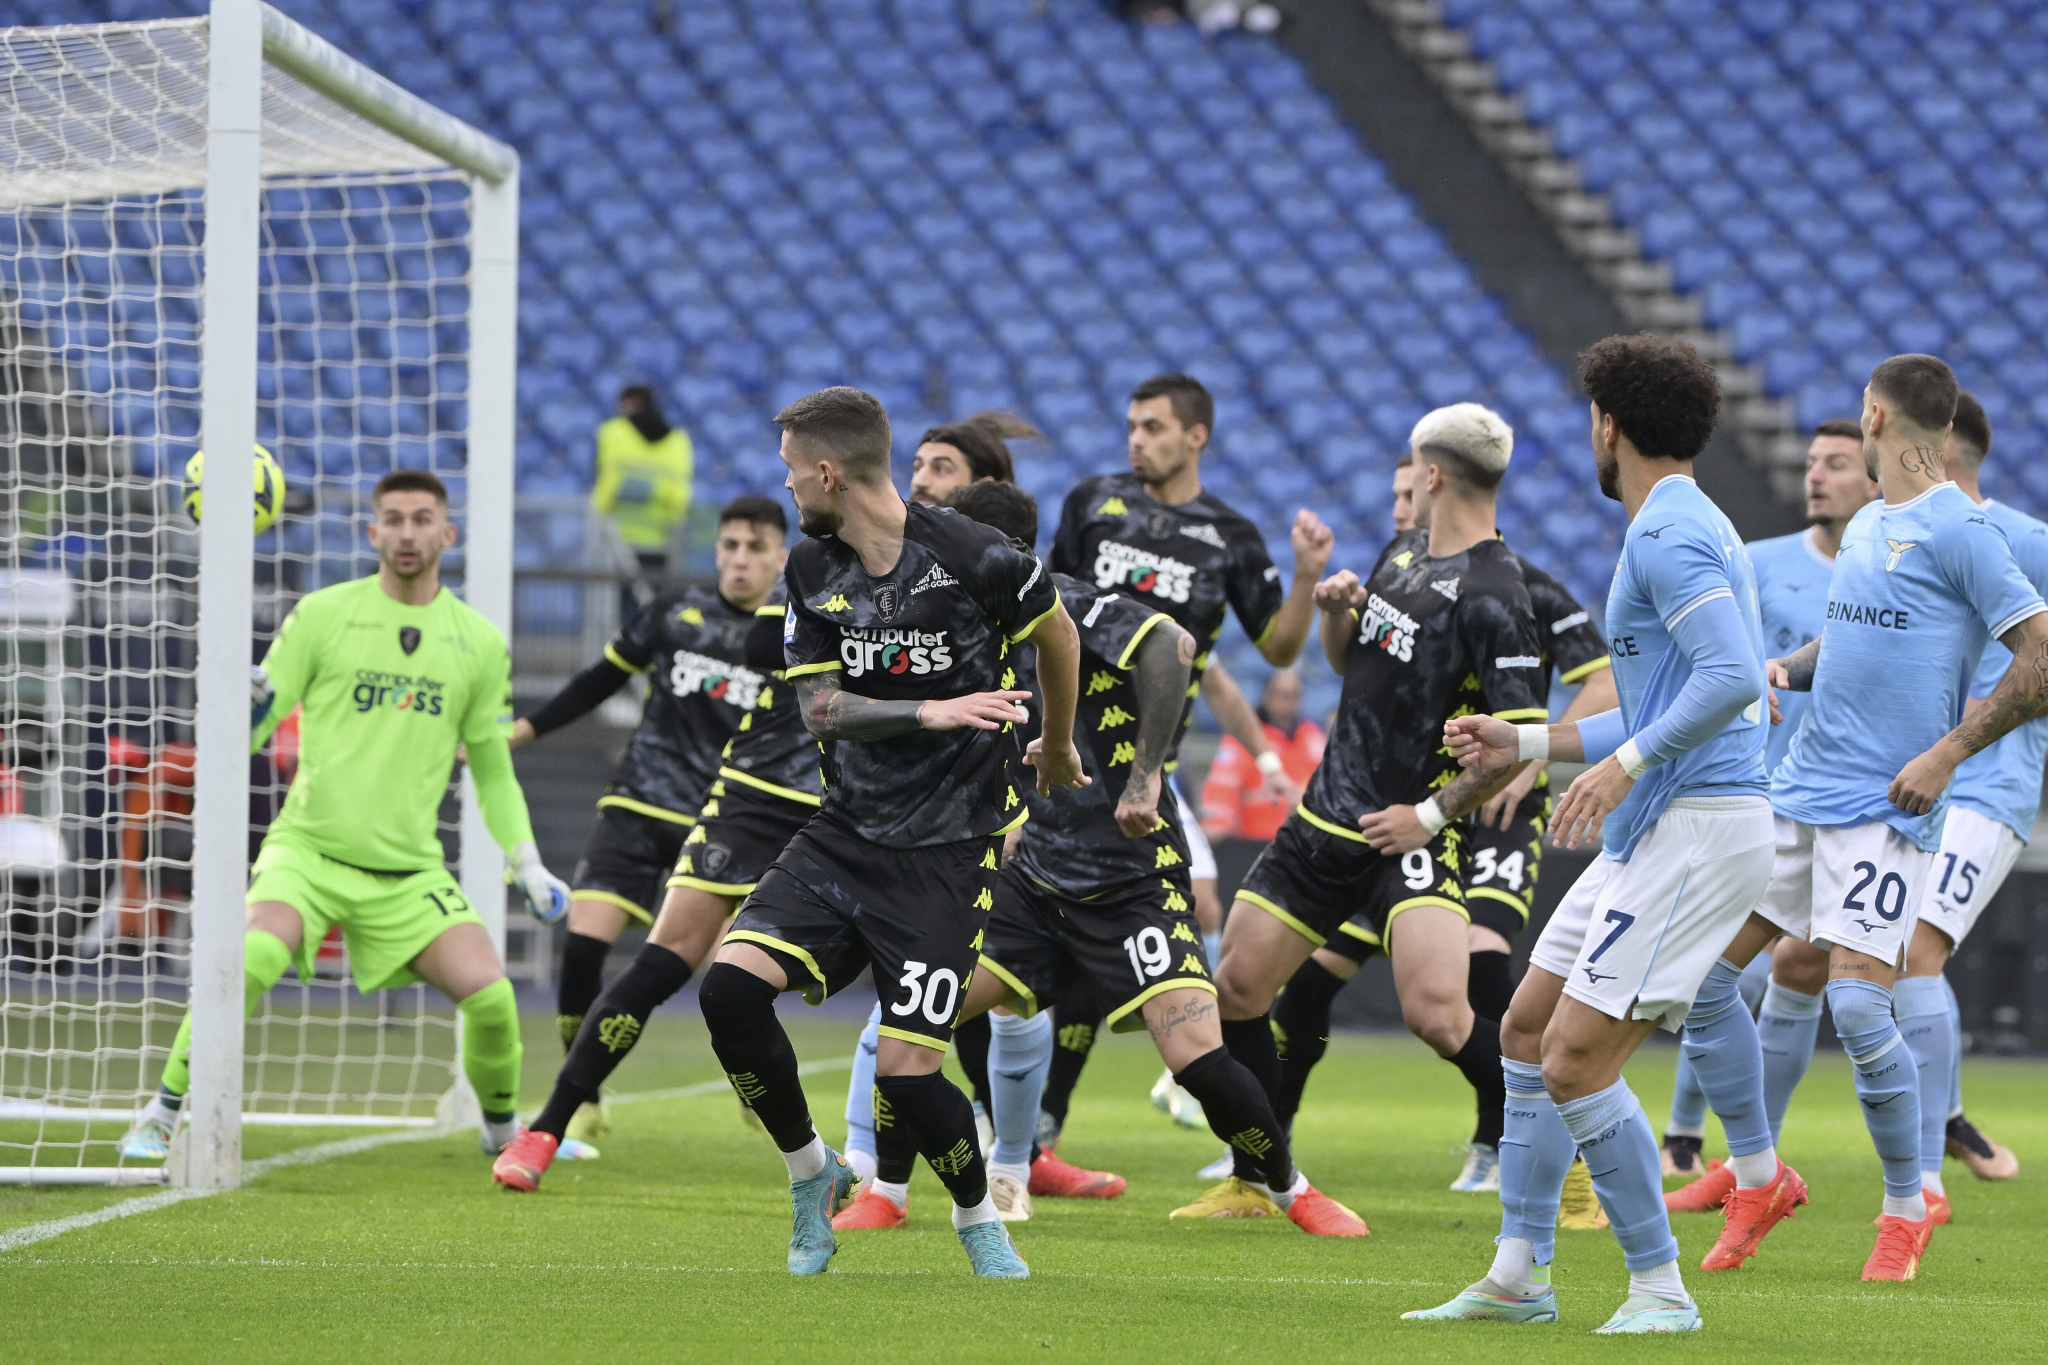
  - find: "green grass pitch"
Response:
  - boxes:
[5,1010,2043,1363]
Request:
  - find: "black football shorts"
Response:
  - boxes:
[668,775,815,898]
[1458,785,1550,944]
[571,804,692,926]
[1237,807,1466,964]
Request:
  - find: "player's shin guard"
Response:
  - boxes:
[1826,979,1921,1201]
[845,1008,882,1175]
[1680,959,1774,1171]
[158,928,294,1101]
[1176,1045,1294,1191]
[1467,950,1514,1023]
[872,1078,919,1187]
[1498,1058,1573,1266]
[1220,1015,1283,1180]
[1450,1016,1507,1150]
[556,930,610,1052]
[1558,1079,1680,1271]
[531,942,693,1139]
[700,963,816,1154]
[1666,1051,1708,1139]
[955,1012,995,1112]
[1272,957,1343,1129]
[1757,980,1823,1143]
[988,1011,1053,1168]
[458,978,523,1121]
[1892,976,1953,1185]
[874,1071,989,1210]
[1039,989,1102,1139]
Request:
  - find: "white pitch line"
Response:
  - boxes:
[0,1056,852,1256]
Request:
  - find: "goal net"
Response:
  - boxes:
[0,4,516,1183]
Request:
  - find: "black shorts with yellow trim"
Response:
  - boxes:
[668,769,818,898]
[978,864,1213,1034]
[1458,783,1550,943]
[1238,805,1466,964]
[724,812,1000,1050]
[570,802,694,925]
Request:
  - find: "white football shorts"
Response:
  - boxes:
[1754,816,1934,967]
[1917,803,2024,952]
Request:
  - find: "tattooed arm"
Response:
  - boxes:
[1767,637,1823,693]
[794,671,1030,742]
[1890,612,2048,815]
[1115,621,1196,838]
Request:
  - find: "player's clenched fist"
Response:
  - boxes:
[1314,569,1365,613]
[1443,713,1518,770]
[1291,509,1335,576]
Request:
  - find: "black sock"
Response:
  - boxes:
[1272,958,1345,1130]
[874,1080,919,1185]
[953,1012,993,1111]
[1450,1014,1506,1149]
[1220,1015,1283,1180]
[1177,1045,1295,1191]
[875,1071,988,1208]
[556,931,612,1051]
[1039,989,1103,1137]
[698,962,814,1153]
[1467,950,1515,1024]
[533,943,692,1139]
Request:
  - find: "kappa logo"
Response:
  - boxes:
[675,605,705,626]
[910,563,958,595]
[1097,496,1128,516]
[1885,538,1918,572]
[820,594,851,612]
[1179,522,1226,549]
[398,626,421,655]
[1430,577,1461,601]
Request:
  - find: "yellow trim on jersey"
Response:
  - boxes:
[721,930,830,1004]
[1464,885,1532,923]
[1105,977,1216,1033]
[1295,802,1370,844]
[1336,920,1381,947]
[782,660,842,678]
[975,954,1038,1016]
[755,604,786,617]
[717,766,824,807]
[1007,588,1064,644]
[1234,889,1326,947]
[1491,708,1550,723]
[1114,611,1175,670]
[596,795,697,826]
[1384,897,1469,940]
[602,643,647,675]
[567,888,654,926]
[666,874,758,897]
[994,805,1031,837]
[1558,654,1612,685]
[876,1024,950,1052]
[1253,612,1280,648]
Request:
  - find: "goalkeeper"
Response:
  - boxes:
[121,469,569,1162]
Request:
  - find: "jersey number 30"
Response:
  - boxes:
[891,960,961,1026]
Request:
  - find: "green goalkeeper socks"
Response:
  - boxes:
[459,977,522,1121]
[158,928,295,1101]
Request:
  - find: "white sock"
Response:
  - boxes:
[1252,1169,1309,1211]
[952,1193,999,1229]
[480,1115,518,1154]
[1728,1147,1778,1189]
[1883,1191,1928,1221]
[141,1094,181,1126]
[988,1159,1030,1189]
[1921,1169,1945,1197]
[872,1178,909,1210]
[1663,1122,1705,1140]
[781,1135,827,1182]
[1483,1236,1549,1297]
[846,1147,877,1185]
[1628,1258,1688,1306]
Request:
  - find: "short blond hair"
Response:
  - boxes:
[1410,403,1513,490]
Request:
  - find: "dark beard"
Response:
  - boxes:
[1595,453,1621,503]
[797,504,840,538]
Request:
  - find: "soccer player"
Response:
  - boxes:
[695,387,1085,1279]
[1758,358,2048,1278]
[121,470,569,1161]
[1271,446,1616,1195]
[1037,373,1332,1160]
[1198,402,1545,1223]
[906,410,1030,505]
[492,566,826,1190]
[1659,419,1877,1176]
[505,496,786,1148]
[1406,334,1778,1333]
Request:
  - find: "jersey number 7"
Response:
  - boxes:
[1586,908,1635,964]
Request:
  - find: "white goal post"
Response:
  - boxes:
[0,0,517,1189]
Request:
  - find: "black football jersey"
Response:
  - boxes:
[1011,574,1192,899]
[603,585,762,818]
[1050,473,1284,761]
[1512,548,1609,691]
[784,502,1061,848]
[1303,530,1547,827]
[716,579,825,805]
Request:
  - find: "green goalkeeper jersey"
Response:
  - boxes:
[254,575,522,872]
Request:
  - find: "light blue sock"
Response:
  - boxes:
[843,1004,882,1163]
[1737,952,1772,1011]
[1202,931,1222,975]
[1680,958,1773,1159]
[1665,1051,1708,1137]
[1893,976,1953,1177]
[1497,1057,1573,1267]
[1757,979,1824,1143]
[1557,1079,1679,1272]
[1942,976,1963,1119]
[988,1010,1054,1168]
[1826,978,1921,1199]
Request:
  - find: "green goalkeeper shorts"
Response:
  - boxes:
[247,835,484,993]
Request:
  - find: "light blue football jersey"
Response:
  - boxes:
[1772,483,2046,851]
[1948,500,2048,842]
[1601,476,1769,860]
[1746,528,1836,775]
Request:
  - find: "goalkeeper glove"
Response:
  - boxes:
[508,841,570,925]
[251,665,276,730]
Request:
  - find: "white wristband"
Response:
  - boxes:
[1414,796,1448,836]
[1515,724,1550,762]
[1616,738,1652,779]
[1256,750,1285,777]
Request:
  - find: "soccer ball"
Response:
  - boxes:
[183,444,287,535]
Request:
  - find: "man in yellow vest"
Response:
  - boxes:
[592,385,694,607]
